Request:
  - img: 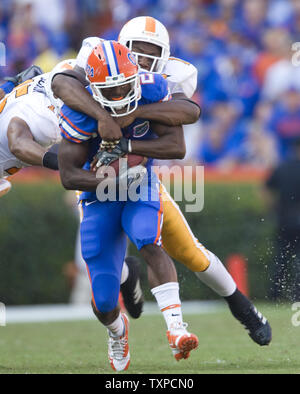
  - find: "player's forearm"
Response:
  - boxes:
[131,136,186,160]
[59,167,100,191]
[7,118,48,166]
[136,99,201,126]
[51,74,108,122]
[58,139,101,191]
[10,138,46,166]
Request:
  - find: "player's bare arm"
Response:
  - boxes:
[139,91,201,125]
[90,123,185,171]
[58,138,102,191]
[116,94,200,129]
[131,123,186,160]
[7,117,57,168]
[52,68,199,142]
[52,69,123,142]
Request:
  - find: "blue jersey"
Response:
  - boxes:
[59,72,170,200]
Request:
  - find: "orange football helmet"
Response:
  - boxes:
[86,40,141,117]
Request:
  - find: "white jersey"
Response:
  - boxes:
[163,57,197,98]
[0,74,61,177]
[45,58,77,116]
[76,37,198,98]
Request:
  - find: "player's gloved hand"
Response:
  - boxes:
[100,137,129,154]
[94,149,122,168]
[91,138,130,171]
[93,138,128,168]
[4,65,43,86]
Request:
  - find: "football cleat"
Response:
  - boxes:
[166,322,199,361]
[0,179,11,198]
[108,313,130,371]
[239,306,272,346]
[120,256,144,319]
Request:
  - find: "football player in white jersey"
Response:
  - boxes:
[0,65,46,197]
[51,17,272,348]
[0,62,77,198]
[0,65,43,101]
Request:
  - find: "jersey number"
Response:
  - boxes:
[0,79,33,114]
[140,73,155,85]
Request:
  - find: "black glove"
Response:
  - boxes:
[95,137,129,168]
[94,149,124,168]
[4,65,44,86]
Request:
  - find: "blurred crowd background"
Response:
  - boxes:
[1,0,300,170]
[1,0,300,304]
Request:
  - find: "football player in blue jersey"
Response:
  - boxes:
[58,41,199,371]
[50,17,272,349]
[1,20,272,350]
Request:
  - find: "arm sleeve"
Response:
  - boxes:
[1,81,15,94]
[59,104,97,144]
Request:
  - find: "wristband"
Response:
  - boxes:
[42,151,59,170]
[128,139,132,153]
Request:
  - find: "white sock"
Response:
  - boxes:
[106,313,124,337]
[151,282,183,330]
[195,251,236,297]
[120,261,129,285]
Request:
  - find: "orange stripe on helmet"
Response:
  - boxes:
[145,16,156,33]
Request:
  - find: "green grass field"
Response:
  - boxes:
[0,303,299,374]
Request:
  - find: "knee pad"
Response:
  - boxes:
[80,221,102,261]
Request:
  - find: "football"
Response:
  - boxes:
[99,154,148,177]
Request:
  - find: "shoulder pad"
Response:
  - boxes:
[140,72,170,104]
[164,57,198,98]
